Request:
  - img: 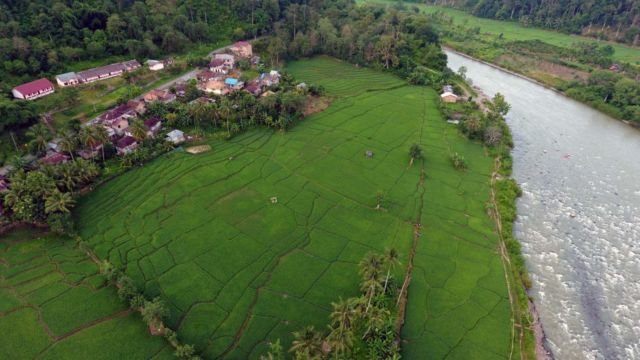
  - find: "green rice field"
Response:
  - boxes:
[72,56,512,359]
[0,228,170,359]
[362,0,640,64]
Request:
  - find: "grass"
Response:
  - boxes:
[75,56,512,359]
[0,228,170,359]
[362,0,640,64]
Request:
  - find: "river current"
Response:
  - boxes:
[446,50,640,360]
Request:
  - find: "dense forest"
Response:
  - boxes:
[422,0,640,45]
[259,1,448,83]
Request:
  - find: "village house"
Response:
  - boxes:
[197,70,221,82]
[116,136,138,155]
[41,151,70,166]
[259,70,281,87]
[12,78,55,100]
[230,41,253,58]
[78,143,103,160]
[144,117,162,137]
[261,90,276,98]
[122,60,142,72]
[213,53,235,69]
[202,79,228,95]
[166,129,185,144]
[47,138,62,153]
[172,82,188,97]
[440,85,459,103]
[244,82,263,97]
[56,72,80,87]
[225,78,244,91]
[127,99,147,115]
[96,103,138,136]
[143,89,176,103]
[146,60,165,71]
[209,58,229,74]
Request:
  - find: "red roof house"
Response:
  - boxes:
[116,136,138,155]
[12,78,55,100]
[41,152,70,165]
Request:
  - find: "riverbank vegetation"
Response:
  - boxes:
[372,0,640,125]
[439,80,536,357]
[417,0,640,46]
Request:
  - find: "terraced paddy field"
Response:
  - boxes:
[0,228,170,360]
[75,56,512,359]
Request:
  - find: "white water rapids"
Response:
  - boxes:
[446,50,640,360]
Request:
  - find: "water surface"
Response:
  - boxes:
[446,50,640,360]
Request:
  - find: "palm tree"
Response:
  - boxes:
[359,253,385,314]
[409,144,423,166]
[382,248,400,295]
[26,123,51,155]
[361,304,390,339]
[327,298,357,357]
[290,326,323,359]
[79,127,99,158]
[129,119,148,142]
[44,189,75,214]
[94,126,109,162]
[56,164,77,192]
[59,130,78,160]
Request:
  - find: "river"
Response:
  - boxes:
[445,50,640,360]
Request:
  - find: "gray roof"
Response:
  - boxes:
[56,72,79,82]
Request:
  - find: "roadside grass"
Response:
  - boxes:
[362,0,640,64]
[0,228,170,359]
[75,56,512,359]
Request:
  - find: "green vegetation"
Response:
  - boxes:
[413,0,640,46]
[366,0,640,63]
[0,228,170,359]
[363,1,640,125]
[72,56,514,359]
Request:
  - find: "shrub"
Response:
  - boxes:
[174,344,196,359]
[450,152,467,170]
[47,212,76,235]
[116,275,138,301]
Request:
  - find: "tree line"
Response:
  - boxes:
[259,1,449,85]
[419,0,640,45]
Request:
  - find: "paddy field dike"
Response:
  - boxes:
[0,56,512,359]
[0,229,171,360]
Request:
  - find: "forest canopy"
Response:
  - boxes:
[421,0,640,45]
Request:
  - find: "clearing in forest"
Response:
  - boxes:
[74,56,511,359]
[0,229,170,360]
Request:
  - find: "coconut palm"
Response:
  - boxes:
[26,123,51,155]
[44,189,75,214]
[129,119,148,142]
[59,130,78,160]
[56,164,78,192]
[359,253,385,313]
[327,298,357,357]
[78,127,99,157]
[382,248,400,295]
[290,326,323,359]
[408,143,423,166]
[361,305,390,339]
[94,125,109,162]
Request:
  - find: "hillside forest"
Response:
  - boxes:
[422,0,640,45]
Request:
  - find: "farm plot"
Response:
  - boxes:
[0,229,170,360]
[75,57,511,359]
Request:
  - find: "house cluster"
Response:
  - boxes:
[197,41,280,98]
[91,89,183,156]
[440,85,459,103]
